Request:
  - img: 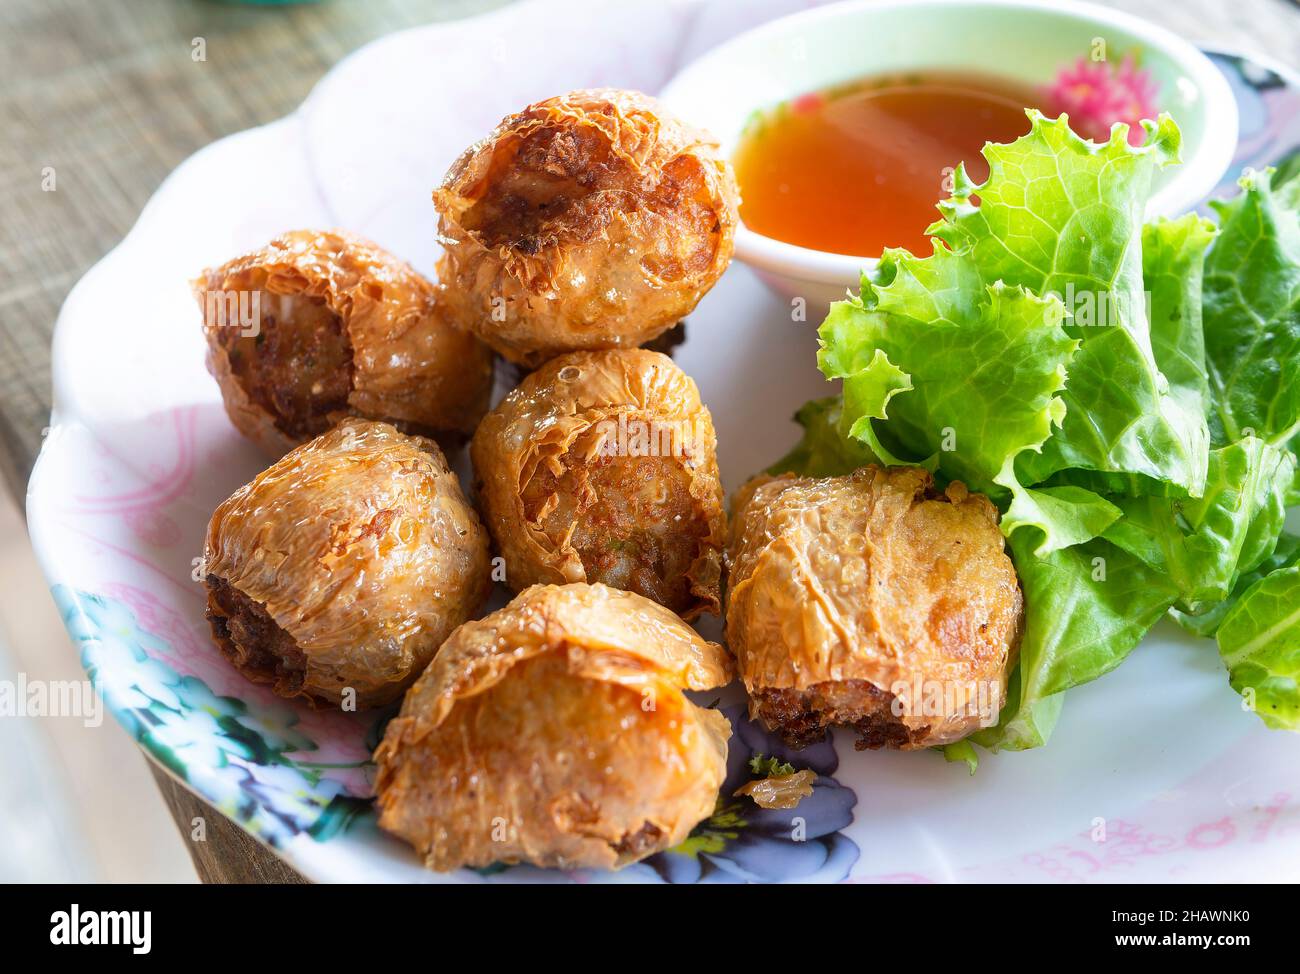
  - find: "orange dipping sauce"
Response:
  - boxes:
[732,72,1043,256]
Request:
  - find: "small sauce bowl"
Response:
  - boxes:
[659,0,1238,311]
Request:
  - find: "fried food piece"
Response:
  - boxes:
[203,418,491,708]
[471,348,726,619]
[195,229,493,456]
[733,769,816,810]
[433,88,739,367]
[727,466,1023,750]
[373,583,732,872]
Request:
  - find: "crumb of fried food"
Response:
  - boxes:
[734,769,817,810]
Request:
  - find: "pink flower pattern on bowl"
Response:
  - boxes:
[1047,54,1161,145]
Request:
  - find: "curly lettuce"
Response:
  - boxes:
[972,532,1180,752]
[819,275,1086,550]
[1146,214,1216,426]
[1217,565,1300,730]
[927,112,1208,497]
[1204,169,1300,448]
[818,113,1210,551]
[767,396,877,479]
[1174,532,1300,638]
[1102,437,1295,610]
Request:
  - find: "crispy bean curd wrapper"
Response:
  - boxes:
[471,348,726,619]
[433,88,740,367]
[726,466,1024,750]
[373,583,733,872]
[203,418,491,709]
[194,229,493,457]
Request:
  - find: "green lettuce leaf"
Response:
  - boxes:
[940,740,979,775]
[1057,214,1218,499]
[1101,437,1295,610]
[1204,168,1300,447]
[818,112,1208,555]
[820,275,1074,487]
[1273,148,1300,190]
[1174,532,1300,637]
[1145,214,1217,422]
[1216,565,1300,729]
[970,660,1064,753]
[766,396,877,478]
[972,531,1179,752]
[1002,485,1123,556]
[925,112,1207,496]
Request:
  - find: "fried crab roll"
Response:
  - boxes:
[433,88,740,367]
[471,348,726,619]
[203,418,491,709]
[373,583,732,872]
[194,229,493,457]
[727,466,1023,750]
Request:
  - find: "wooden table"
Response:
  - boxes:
[2,0,1296,884]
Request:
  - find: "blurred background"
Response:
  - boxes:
[0,0,1296,883]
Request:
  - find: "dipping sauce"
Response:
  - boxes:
[733,72,1043,256]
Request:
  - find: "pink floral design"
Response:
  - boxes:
[67,406,198,547]
[102,582,211,673]
[1046,55,1160,145]
[1250,793,1293,843]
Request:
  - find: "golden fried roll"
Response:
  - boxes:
[194,229,493,456]
[433,88,740,367]
[727,466,1023,750]
[471,349,726,619]
[374,583,732,871]
[203,418,491,708]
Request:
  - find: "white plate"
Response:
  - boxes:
[28,0,1300,883]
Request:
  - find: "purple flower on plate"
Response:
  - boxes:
[630,706,860,884]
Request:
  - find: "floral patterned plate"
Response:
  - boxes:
[29,0,1300,883]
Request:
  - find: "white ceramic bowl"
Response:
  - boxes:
[659,0,1240,310]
